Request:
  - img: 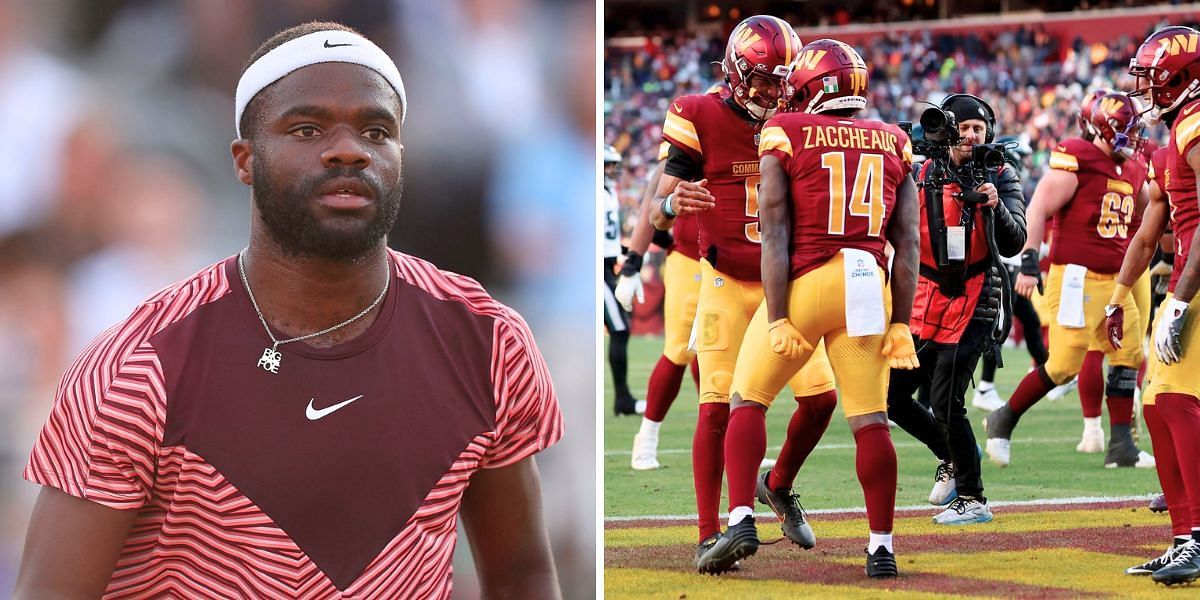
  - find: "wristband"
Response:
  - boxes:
[1108,283,1131,307]
[620,252,644,276]
[660,193,677,218]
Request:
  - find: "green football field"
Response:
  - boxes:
[604,336,1161,519]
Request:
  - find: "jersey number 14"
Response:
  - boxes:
[822,152,885,237]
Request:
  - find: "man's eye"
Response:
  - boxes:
[364,128,390,141]
[292,126,320,138]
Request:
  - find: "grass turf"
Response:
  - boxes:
[604,336,1161,518]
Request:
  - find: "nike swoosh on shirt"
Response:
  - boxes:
[306,395,364,420]
[673,102,683,112]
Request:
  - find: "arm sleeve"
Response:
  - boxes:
[663,143,703,180]
[23,336,163,510]
[480,310,564,469]
[991,165,1028,257]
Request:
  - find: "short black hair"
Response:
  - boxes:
[238,21,364,140]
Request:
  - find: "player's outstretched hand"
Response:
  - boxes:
[672,179,716,215]
[881,323,920,370]
[768,318,812,361]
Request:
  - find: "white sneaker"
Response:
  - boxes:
[631,431,660,470]
[1076,418,1104,454]
[1046,377,1077,402]
[929,461,957,505]
[986,438,1011,467]
[972,387,1005,412]
[933,497,994,525]
[1130,451,1157,469]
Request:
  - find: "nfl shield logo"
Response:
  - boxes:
[822,76,839,93]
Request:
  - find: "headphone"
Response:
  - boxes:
[940,93,996,143]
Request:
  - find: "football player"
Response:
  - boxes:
[1118,25,1200,585]
[602,145,642,416]
[649,16,839,567]
[617,144,702,470]
[1106,125,1194,579]
[696,39,919,578]
[986,92,1155,469]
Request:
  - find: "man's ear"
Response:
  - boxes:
[231,139,253,186]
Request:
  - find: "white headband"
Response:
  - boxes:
[234,29,407,137]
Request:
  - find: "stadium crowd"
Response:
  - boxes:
[605,20,1192,242]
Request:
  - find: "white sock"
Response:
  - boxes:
[1082,417,1101,432]
[728,506,754,527]
[979,381,994,392]
[868,532,893,554]
[638,418,661,437]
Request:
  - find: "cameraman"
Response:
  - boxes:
[886,94,1027,525]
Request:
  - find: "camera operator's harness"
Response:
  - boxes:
[904,95,1013,363]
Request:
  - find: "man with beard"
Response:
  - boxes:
[14,22,563,599]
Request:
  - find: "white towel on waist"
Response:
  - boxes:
[843,248,887,337]
[1056,263,1087,328]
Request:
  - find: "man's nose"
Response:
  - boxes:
[320,128,371,169]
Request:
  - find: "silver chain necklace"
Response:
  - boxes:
[237,250,390,374]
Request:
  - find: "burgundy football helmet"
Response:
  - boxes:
[722,15,801,121]
[1078,87,1115,139]
[1089,92,1146,159]
[784,39,869,114]
[1129,26,1200,121]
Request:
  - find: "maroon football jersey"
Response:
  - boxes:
[1046,137,1149,274]
[1151,146,1169,194]
[1167,99,1200,292]
[758,112,912,279]
[662,87,766,281]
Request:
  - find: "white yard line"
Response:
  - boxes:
[604,437,1080,456]
[604,494,1160,523]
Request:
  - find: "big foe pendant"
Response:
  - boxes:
[257,345,282,374]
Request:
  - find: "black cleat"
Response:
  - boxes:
[1150,493,1168,513]
[697,517,759,575]
[614,393,640,416]
[1127,544,1181,575]
[756,471,815,548]
[1152,540,1200,586]
[984,404,1017,440]
[866,546,898,578]
[1104,424,1155,468]
[695,532,721,570]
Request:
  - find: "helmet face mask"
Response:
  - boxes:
[722,15,801,121]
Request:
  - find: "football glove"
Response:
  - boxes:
[614,275,644,312]
[881,323,920,370]
[1018,248,1043,295]
[1154,298,1190,364]
[1104,304,1124,350]
[768,318,811,361]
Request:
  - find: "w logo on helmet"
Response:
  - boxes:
[1098,97,1125,116]
[733,25,762,55]
[797,49,828,71]
[1157,32,1199,59]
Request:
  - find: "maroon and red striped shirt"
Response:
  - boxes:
[24,250,563,598]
